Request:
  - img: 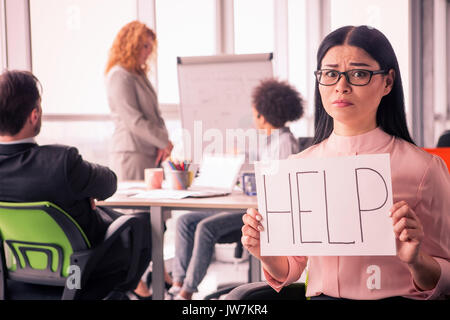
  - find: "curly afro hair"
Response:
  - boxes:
[252,78,304,128]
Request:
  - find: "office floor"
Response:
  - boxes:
[163,211,250,300]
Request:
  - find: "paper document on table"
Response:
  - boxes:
[115,189,141,196]
[131,189,197,200]
[115,181,146,196]
[119,181,146,189]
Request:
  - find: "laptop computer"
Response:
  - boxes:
[186,154,245,198]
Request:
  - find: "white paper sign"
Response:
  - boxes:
[254,154,396,256]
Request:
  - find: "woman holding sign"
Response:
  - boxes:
[241,25,449,300]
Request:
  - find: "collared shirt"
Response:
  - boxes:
[0,137,36,145]
[264,127,450,300]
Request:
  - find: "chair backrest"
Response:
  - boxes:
[437,130,450,147]
[0,201,91,287]
[298,137,314,152]
[424,147,450,173]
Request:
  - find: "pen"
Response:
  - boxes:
[168,160,177,170]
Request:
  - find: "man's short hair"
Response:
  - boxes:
[0,70,41,135]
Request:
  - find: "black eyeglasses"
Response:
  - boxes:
[314,69,388,86]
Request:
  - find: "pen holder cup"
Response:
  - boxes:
[167,170,191,190]
[242,172,257,196]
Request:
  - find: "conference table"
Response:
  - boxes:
[97,181,259,300]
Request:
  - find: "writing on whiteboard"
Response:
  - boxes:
[177,54,273,163]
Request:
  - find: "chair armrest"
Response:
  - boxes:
[79,215,144,288]
[225,282,306,300]
[99,215,144,283]
[103,215,138,243]
[225,282,272,300]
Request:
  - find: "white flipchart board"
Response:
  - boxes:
[177,53,273,163]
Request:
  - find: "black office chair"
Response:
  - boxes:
[298,137,314,152]
[224,281,306,300]
[0,201,148,300]
[437,130,450,147]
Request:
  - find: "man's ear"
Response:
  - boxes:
[29,107,40,125]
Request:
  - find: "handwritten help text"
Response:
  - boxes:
[255,154,396,256]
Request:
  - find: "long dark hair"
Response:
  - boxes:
[313,25,414,145]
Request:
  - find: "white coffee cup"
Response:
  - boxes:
[144,168,164,190]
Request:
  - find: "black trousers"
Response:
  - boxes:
[80,207,152,299]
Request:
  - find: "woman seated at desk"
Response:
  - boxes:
[168,78,305,300]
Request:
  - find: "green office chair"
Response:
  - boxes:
[0,201,145,300]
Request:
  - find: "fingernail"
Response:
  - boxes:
[258,225,264,231]
[256,215,262,221]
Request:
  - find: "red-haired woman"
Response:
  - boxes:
[105,21,173,181]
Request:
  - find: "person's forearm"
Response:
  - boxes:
[407,250,441,291]
[260,256,289,283]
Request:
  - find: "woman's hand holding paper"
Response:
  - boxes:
[241,208,264,260]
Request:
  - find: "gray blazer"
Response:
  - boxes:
[105,65,169,156]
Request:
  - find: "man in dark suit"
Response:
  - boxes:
[0,70,151,299]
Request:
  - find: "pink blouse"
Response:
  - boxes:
[264,127,450,300]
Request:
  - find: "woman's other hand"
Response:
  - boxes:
[390,200,441,291]
[90,198,97,210]
[155,149,165,166]
[241,208,264,259]
[165,141,174,153]
[390,201,424,265]
[155,141,174,166]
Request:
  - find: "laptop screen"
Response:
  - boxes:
[191,154,245,190]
